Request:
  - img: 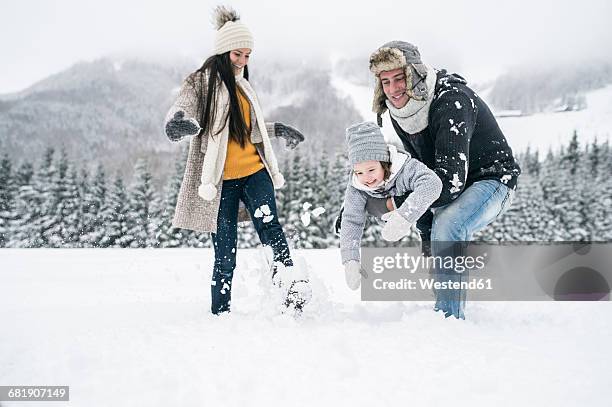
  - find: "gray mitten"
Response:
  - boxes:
[166,111,201,141]
[381,211,413,242]
[274,122,305,149]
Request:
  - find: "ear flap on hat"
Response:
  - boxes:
[371,79,386,115]
[409,63,430,101]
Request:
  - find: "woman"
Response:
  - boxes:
[164,6,310,315]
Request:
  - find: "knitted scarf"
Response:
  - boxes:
[385,65,437,134]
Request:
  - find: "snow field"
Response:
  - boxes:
[1,249,610,406]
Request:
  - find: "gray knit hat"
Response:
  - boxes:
[212,6,254,55]
[346,121,390,165]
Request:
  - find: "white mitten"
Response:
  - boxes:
[381,211,413,242]
[344,260,367,290]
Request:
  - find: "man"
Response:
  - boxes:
[366,41,520,319]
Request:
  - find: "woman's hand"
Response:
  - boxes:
[166,111,202,141]
[274,122,305,149]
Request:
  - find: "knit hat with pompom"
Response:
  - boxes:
[212,6,254,55]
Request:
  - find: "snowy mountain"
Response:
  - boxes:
[495,84,612,153]
[0,57,361,185]
[0,57,190,182]
[486,61,612,114]
[251,59,362,155]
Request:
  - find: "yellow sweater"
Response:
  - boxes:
[223,90,264,180]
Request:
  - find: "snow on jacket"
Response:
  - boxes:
[340,145,442,264]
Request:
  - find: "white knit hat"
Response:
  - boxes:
[213,6,254,55]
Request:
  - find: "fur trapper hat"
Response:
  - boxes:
[369,41,431,124]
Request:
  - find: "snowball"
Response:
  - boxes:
[311,207,326,217]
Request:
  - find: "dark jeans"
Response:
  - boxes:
[210,168,292,314]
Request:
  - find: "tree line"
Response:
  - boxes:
[1,131,610,249]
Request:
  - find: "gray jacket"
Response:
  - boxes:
[340,145,442,264]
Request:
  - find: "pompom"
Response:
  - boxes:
[272,173,285,189]
[198,183,218,201]
[212,5,240,30]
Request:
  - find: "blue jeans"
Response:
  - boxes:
[430,179,515,319]
[210,168,292,314]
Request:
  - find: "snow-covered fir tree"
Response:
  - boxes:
[78,164,107,247]
[99,175,131,247]
[0,155,16,247]
[127,159,160,248]
[157,155,187,248]
[16,148,57,247]
[6,161,34,247]
[43,151,82,247]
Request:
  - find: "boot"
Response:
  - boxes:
[271,263,312,312]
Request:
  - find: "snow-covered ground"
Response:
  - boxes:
[331,64,612,154]
[1,249,611,406]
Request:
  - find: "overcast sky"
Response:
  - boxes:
[1,0,610,93]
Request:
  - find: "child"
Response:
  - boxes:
[340,121,442,290]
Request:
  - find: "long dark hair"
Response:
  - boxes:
[187,52,250,148]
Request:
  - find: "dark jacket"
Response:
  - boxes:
[391,69,521,208]
[390,70,521,241]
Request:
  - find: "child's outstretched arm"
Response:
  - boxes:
[339,184,368,265]
[381,159,442,242]
[395,158,443,225]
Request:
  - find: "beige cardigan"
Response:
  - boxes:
[164,69,284,233]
